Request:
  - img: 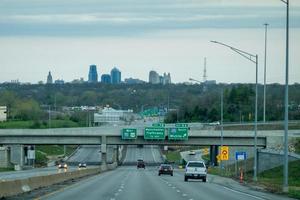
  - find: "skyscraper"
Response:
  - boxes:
[101,74,111,84]
[111,67,121,84]
[88,65,98,83]
[149,70,160,84]
[47,71,53,84]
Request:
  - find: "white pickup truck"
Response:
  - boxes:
[184,161,207,182]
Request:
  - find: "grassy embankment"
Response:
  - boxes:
[0,119,81,129]
[208,158,300,199]
[35,145,78,166]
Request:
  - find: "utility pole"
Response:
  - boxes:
[263,23,269,123]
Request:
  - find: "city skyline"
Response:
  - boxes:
[0,1,300,84]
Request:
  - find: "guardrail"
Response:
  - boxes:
[0,162,117,198]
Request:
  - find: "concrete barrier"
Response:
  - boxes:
[0,162,117,198]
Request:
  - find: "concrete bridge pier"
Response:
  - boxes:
[101,136,107,170]
[209,145,219,166]
[10,145,25,170]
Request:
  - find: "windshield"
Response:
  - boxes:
[187,162,205,168]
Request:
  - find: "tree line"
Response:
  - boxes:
[0,82,299,125]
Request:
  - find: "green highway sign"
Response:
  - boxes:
[144,127,165,140]
[168,128,188,140]
[175,123,189,128]
[152,123,165,127]
[122,128,137,139]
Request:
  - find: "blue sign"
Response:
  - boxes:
[235,152,247,160]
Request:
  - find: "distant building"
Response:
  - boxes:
[204,80,216,85]
[149,70,160,84]
[54,79,64,84]
[101,74,111,84]
[124,78,145,84]
[72,78,85,84]
[46,71,53,84]
[149,70,171,84]
[88,65,98,83]
[111,67,121,84]
[163,73,171,84]
[0,106,7,122]
[94,107,133,125]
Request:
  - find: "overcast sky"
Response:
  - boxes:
[0,0,299,84]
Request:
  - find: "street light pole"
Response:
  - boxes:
[263,23,269,123]
[281,0,289,193]
[211,40,259,181]
[220,88,224,173]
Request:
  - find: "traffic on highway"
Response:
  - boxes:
[28,145,290,200]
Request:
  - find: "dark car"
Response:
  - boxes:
[158,164,173,176]
[137,159,145,169]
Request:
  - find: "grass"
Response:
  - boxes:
[0,167,14,172]
[35,145,77,166]
[0,119,81,129]
[257,160,300,199]
[165,150,181,162]
[295,139,300,154]
[217,122,300,130]
[209,159,300,199]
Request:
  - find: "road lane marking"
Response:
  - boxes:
[176,189,181,193]
[223,186,265,200]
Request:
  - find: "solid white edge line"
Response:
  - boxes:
[223,186,265,200]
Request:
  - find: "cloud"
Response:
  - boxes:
[0,0,299,36]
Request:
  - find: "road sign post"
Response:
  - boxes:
[235,152,247,161]
[220,146,229,161]
[175,123,189,128]
[168,127,188,140]
[122,128,137,139]
[144,127,165,140]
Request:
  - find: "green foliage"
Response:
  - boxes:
[296,139,300,154]
[0,83,299,124]
[165,151,181,162]
[36,145,64,155]
[35,151,48,164]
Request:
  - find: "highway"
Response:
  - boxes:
[0,166,78,181]
[66,145,114,165]
[123,145,163,164]
[40,166,293,200]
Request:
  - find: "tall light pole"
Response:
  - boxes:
[211,40,259,181]
[281,0,289,193]
[263,23,269,123]
[220,88,224,172]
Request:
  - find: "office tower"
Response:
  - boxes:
[101,74,111,84]
[88,65,98,83]
[111,67,121,84]
[149,70,160,84]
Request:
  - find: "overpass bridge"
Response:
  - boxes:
[0,127,268,146]
[0,126,299,168]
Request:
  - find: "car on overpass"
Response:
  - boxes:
[158,164,173,176]
[184,161,207,182]
[57,163,68,169]
[78,163,87,169]
[137,159,145,169]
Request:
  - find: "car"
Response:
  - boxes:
[184,161,207,182]
[58,163,68,169]
[188,150,196,155]
[158,164,173,176]
[137,159,145,169]
[78,163,87,169]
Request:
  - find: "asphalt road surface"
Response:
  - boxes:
[123,145,163,164]
[67,145,114,164]
[39,166,294,200]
